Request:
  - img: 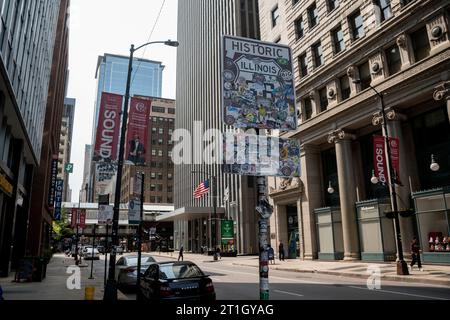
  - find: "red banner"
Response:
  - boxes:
[71,208,78,228]
[125,97,151,166]
[389,137,400,183]
[93,92,123,162]
[79,209,86,229]
[373,135,387,185]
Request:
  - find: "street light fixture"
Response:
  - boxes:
[430,154,440,172]
[353,79,409,276]
[327,181,335,194]
[104,39,179,301]
[192,170,217,253]
[371,170,380,185]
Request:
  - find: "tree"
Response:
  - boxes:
[52,207,74,242]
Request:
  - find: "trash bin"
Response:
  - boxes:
[85,287,95,300]
[32,258,46,282]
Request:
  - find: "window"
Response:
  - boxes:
[349,10,364,41]
[158,139,163,145]
[151,161,157,168]
[168,108,175,114]
[152,127,157,133]
[303,98,313,120]
[167,186,173,192]
[158,162,164,168]
[374,0,392,22]
[308,3,319,28]
[327,0,339,12]
[157,173,163,180]
[158,150,163,157]
[359,61,371,90]
[168,151,173,158]
[157,184,163,192]
[168,173,173,180]
[298,53,308,77]
[167,197,173,203]
[340,75,351,100]
[385,44,402,75]
[159,128,164,134]
[294,17,304,40]
[411,27,430,62]
[151,149,156,156]
[152,117,157,123]
[332,25,345,54]
[152,106,165,113]
[312,42,324,68]
[150,184,156,191]
[318,87,328,112]
[150,196,156,203]
[169,129,173,135]
[271,5,280,28]
[151,173,156,179]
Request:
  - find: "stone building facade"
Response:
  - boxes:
[260,0,450,263]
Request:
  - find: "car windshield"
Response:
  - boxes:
[159,263,204,280]
[126,256,155,266]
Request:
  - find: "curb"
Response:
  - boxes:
[232,263,450,287]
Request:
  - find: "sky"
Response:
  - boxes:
[67,0,178,201]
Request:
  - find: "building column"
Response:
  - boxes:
[276,205,288,252]
[385,110,415,255]
[296,197,305,260]
[299,145,321,260]
[328,130,360,261]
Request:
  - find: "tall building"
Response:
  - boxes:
[0,0,64,277]
[27,0,70,260]
[120,97,176,205]
[58,98,76,202]
[88,54,165,202]
[171,0,261,254]
[261,0,450,264]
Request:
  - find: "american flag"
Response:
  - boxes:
[193,180,210,199]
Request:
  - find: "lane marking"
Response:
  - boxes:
[347,286,449,300]
[273,290,304,297]
[203,266,325,285]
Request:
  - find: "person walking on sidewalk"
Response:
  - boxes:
[178,245,184,261]
[409,237,423,271]
[278,241,285,261]
[267,245,275,265]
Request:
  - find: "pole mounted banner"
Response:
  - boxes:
[93,92,123,163]
[125,97,151,166]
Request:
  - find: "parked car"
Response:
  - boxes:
[116,254,156,291]
[82,247,100,260]
[97,245,106,254]
[139,261,216,301]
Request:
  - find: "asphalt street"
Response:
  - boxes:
[99,254,450,301]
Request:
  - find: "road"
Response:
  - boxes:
[94,254,450,301]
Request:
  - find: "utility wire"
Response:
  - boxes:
[130,0,167,88]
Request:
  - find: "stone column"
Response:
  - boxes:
[276,205,288,252]
[299,145,322,260]
[296,197,305,260]
[328,130,360,261]
[386,110,415,255]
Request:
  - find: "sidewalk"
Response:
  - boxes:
[0,254,128,300]
[152,252,450,287]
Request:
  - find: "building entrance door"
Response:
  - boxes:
[286,205,300,258]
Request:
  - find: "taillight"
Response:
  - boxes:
[205,280,215,293]
[159,285,174,297]
[123,267,136,274]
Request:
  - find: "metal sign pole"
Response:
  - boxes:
[136,172,144,300]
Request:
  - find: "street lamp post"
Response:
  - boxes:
[192,171,217,253]
[104,40,179,301]
[353,80,409,275]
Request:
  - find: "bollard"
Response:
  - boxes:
[85,286,95,300]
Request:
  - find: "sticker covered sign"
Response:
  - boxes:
[222,36,297,131]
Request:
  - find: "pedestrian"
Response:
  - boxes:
[267,245,275,265]
[278,241,285,261]
[216,247,221,260]
[409,236,423,271]
[178,245,184,261]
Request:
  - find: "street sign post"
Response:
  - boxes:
[65,163,74,173]
[222,35,297,301]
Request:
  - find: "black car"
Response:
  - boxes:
[139,261,216,301]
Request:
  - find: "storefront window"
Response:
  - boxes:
[286,205,300,258]
[413,189,450,263]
